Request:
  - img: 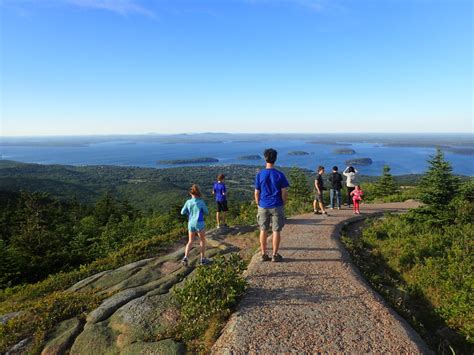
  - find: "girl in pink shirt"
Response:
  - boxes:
[350,185,364,214]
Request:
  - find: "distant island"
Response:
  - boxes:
[158,157,219,165]
[307,141,351,146]
[383,143,451,148]
[288,151,310,156]
[334,148,356,155]
[445,148,474,156]
[238,155,262,160]
[345,158,373,166]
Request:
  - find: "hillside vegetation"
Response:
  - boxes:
[343,150,473,354]
[0,153,472,354]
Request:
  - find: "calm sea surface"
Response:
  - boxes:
[1,140,473,176]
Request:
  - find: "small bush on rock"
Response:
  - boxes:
[173,254,247,350]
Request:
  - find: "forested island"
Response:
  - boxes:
[334,148,356,155]
[345,158,373,166]
[288,151,310,156]
[158,157,219,165]
[237,155,262,160]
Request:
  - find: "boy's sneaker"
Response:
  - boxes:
[313,210,320,215]
[181,257,188,267]
[200,258,211,265]
[272,253,283,262]
[261,254,271,262]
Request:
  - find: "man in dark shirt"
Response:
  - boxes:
[328,166,343,210]
[255,148,290,262]
[313,166,328,215]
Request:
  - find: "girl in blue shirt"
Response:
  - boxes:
[181,184,210,266]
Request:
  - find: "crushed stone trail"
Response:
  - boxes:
[212,202,432,354]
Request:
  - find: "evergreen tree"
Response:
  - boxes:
[288,168,311,201]
[287,168,311,212]
[93,192,119,225]
[8,192,69,283]
[373,165,398,197]
[419,148,460,208]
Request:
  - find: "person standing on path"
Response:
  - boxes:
[212,174,228,228]
[254,148,290,262]
[313,166,328,215]
[328,166,343,210]
[343,166,359,208]
[181,184,211,266]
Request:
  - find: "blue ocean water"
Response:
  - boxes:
[1,140,473,176]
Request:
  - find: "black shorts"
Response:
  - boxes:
[216,200,228,212]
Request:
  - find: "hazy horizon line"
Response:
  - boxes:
[1,131,473,138]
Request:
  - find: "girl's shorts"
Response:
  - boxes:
[189,221,205,233]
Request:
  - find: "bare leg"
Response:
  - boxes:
[272,231,281,255]
[313,200,318,212]
[185,231,196,258]
[260,229,268,255]
[319,201,326,213]
[216,212,220,226]
[198,230,206,259]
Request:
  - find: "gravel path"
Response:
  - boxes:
[212,202,432,354]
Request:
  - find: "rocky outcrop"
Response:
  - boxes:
[37,226,252,355]
[41,318,82,355]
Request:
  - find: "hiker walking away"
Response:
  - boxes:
[181,184,211,266]
[212,174,228,228]
[255,148,290,262]
[343,166,359,208]
[313,166,328,215]
[350,185,364,214]
[328,166,343,210]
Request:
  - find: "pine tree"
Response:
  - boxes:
[288,168,311,212]
[419,148,459,208]
[93,192,118,225]
[374,165,398,197]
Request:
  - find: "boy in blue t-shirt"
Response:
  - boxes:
[212,174,228,228]
[181,184,210,266]
[254,148,290,262]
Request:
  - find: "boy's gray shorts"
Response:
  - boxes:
[257,206,285,232]
[314,193,323,202]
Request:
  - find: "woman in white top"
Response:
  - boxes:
[343,166,359,207]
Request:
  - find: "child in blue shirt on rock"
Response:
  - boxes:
[212,174,228,228]
[181,184,210,266]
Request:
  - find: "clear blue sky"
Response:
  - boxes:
[1,0,472,136]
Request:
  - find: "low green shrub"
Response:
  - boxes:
[173,254,247,352]
[342,215,473,353]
